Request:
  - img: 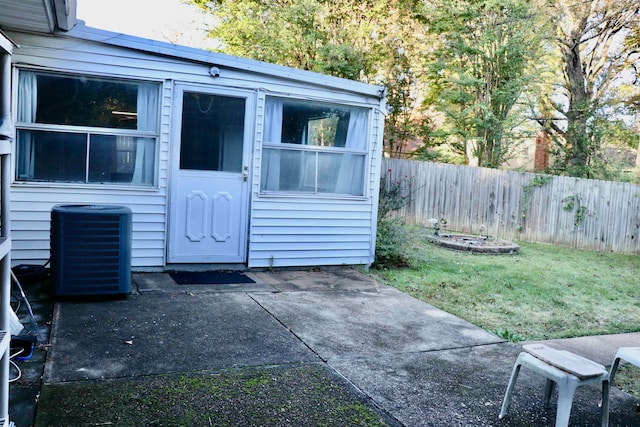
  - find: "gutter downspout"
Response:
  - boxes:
[53,0,78,32]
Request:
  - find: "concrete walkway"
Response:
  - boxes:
[32,269,640,426]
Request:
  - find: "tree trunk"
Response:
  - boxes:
[562,37,591,176]
[483,124,504,168]
[534,131,550,172]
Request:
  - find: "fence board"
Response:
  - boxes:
[383,158,640,255]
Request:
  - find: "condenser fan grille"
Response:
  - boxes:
[51,205,132,297]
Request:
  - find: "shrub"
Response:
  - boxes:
[374,170,412,268]
[374,218,411,268]
[377,170,412,221]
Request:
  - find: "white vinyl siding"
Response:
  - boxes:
[248,91,383,268]
[11,187,167,268]
[7,26,385,270]
[367,108,386,261]
[9,31,172,269]
[248,198,374,267]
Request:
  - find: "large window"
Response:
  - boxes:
[260,97,369,196]
[15,71,159,185]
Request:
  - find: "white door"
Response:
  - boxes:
[168,85,253,263]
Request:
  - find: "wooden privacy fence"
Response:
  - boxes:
[382,158,640,255]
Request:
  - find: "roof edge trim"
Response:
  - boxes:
[63,24,385,99]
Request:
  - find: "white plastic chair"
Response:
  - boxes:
[602,347,640,427]
[500,344,609,427]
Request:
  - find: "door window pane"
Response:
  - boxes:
[180,92,245,172]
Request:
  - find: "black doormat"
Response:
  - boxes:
[168,271,255,285]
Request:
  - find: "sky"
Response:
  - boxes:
[76,0,219,50]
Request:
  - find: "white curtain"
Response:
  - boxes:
[335,109,368,194]
[261,98,283,191]
[132,83,158,185]
[17,71,38,179]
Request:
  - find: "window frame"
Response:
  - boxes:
[259,95,371,198]
[13,68,161,188]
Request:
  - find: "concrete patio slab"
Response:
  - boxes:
[28,269,640,426]
[250,269,383,292]
[251,286,504,361]
[44,291,317,383]
[330,343,640,426]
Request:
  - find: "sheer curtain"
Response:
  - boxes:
[261,98,283,191]
[335,109,368,195]
[132,83,158,185]
[17,71,37,179]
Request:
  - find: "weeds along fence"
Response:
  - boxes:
[382,158,640,255]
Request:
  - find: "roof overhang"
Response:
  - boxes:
[65,24,387,100]
[0,0,77,34]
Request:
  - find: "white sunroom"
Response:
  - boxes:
[1,3,387,271]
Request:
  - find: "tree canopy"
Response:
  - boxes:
[536,0,640,178]
[422,0,546,168]
[190,0,640,180]
[193,0,431,157]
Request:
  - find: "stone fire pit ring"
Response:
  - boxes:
[426,234,520,254]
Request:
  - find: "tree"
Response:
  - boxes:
[190,0,367,79]
[190,0,434,157]
[537,0,640,178]
[422,0,546,168]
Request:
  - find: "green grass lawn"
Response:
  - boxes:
[374,225,640,341]
[373,225,640,395]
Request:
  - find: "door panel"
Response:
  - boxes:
[185,190,207,242]
[169,86,253,263]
